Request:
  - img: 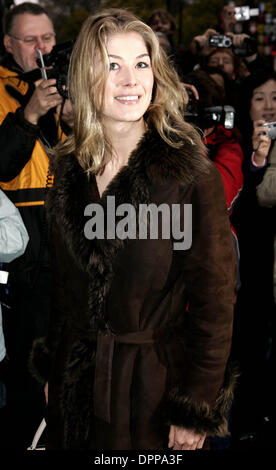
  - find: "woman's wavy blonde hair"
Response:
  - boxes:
[54,8,204,174]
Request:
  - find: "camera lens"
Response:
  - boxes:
[224,37,232,47]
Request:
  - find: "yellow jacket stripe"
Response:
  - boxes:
[0,66,60,206]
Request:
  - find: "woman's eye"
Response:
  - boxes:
[109,62,119,70]
[136,61,149,69]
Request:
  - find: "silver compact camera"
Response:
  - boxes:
[235,6,259,22]
[263,122,276,140]
[209,35,233,48]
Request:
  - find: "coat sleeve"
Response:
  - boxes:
[0,189,29,262]
[0,106,39,182]
[28,215,68,384]
[163,163,238,437]
[256,142,276,207]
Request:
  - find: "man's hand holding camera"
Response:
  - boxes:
[226,32,257,61]
[25,42,75,128]
[24,77,63,126]
[24,78,74,128]
[190,27,257,60]
[189,28,217,56]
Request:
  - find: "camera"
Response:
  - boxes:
[263,122,276,140]
[209,35,233,48]
[209,34,257,57]
[206,106,235,129]
[235,6,259,22]
[36,40,74,99]
[201,105,235,129]
[232,37,257,57]
[185,92,235,130]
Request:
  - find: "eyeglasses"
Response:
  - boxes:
[8,33,55,46]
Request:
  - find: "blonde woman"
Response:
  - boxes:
[30,9,237,450]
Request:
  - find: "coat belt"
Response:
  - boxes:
[93,328,156,423]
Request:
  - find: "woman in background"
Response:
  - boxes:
[231,69,276,444]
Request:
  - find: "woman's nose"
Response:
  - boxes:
[121,66,137,86]
[264,96,273,109]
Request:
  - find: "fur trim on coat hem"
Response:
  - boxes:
[163,364,239,437]
[28,337,50,384]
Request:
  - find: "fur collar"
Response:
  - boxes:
[46,128,209,332]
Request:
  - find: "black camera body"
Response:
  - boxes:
[209,34,257,57]
[185,90,235,130]
[232,37,257,57]
[209,35,233,48]
[204,105,235,129]
[36,40,74,99]
[263,122,276,140]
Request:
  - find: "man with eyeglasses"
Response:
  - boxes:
[0,2,72,449]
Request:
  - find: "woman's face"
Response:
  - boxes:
[101,31,154,129]
[250,79,276,122]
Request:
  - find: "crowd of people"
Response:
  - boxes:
[0,2,275,451]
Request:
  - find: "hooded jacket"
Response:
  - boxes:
[30,128,237,450]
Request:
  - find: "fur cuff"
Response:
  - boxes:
[28,337,51,384]
[164,364,239,437]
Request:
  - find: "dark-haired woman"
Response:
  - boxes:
[231,69,276,444]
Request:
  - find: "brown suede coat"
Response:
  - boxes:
[30,128,237,450]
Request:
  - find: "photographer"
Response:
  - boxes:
[0,2,72,448]
[184,69,243,263]
[191,29,265,118]
[195,31,256,77]
[184,69,244,449]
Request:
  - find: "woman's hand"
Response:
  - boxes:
[168,425,206,450]
[252,119,271,166]
[181,83,199,105]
